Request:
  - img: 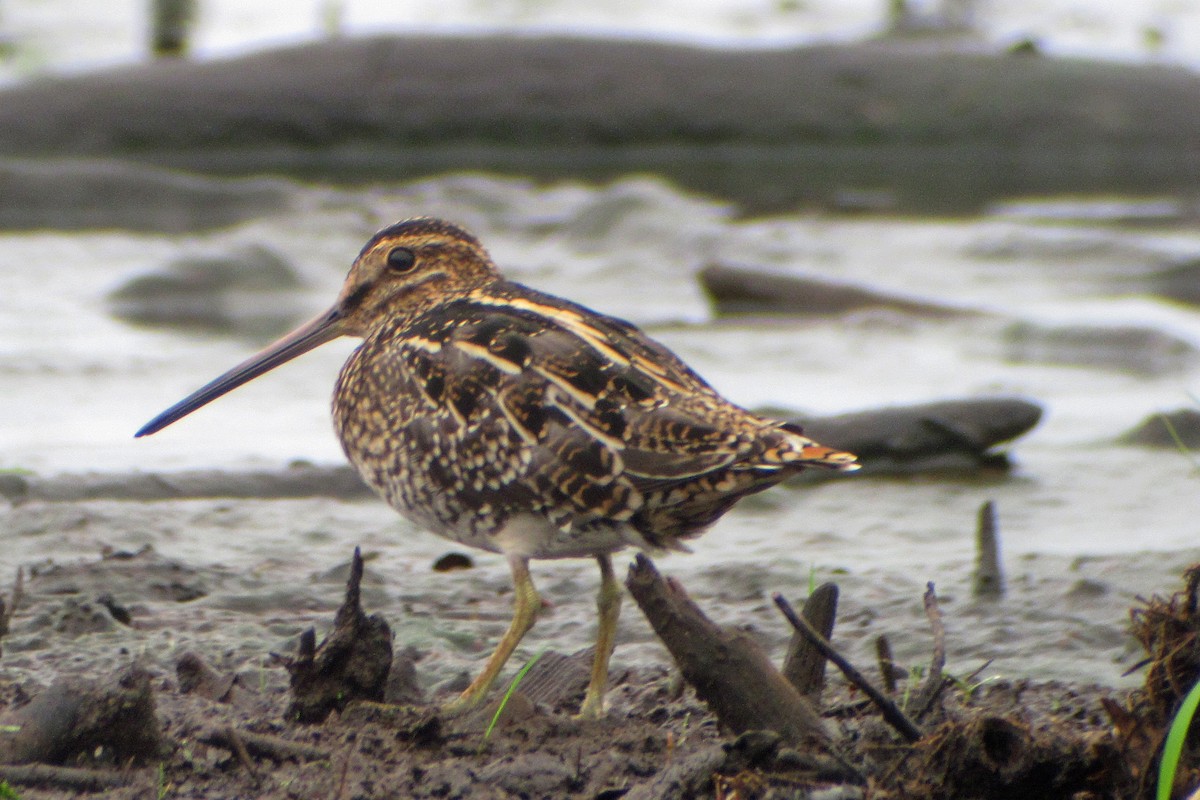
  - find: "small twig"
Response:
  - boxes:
[772,593,922,743]
[333,741,355,800]
[960,659,993,687]
[198,727,330,763]
[875,635,897,695]
[223,726,259,782]
[912,583,949,719]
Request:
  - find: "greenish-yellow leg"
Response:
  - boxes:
[576,553,621,719]
[448,555,540,712]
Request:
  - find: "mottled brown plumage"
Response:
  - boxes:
[137,217,859,717]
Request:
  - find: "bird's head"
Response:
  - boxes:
[135,217,496,437]
[336,218,500,337]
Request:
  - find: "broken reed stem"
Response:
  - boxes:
[876,635,897,695]
[973,500,1005,597]
[912,582,949,719]
[0,567,22,658]
[772,593,922,743]
[782,582,839,697]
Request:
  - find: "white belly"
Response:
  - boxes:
[396,502,637,560]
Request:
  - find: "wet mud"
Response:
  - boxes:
[0,517,1196,799]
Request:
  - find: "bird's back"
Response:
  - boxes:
[333,278,856,554]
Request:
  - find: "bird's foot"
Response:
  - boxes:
[572,691,606,721]
[441,690,486,719]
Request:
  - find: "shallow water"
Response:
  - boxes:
[1,174,1198,689]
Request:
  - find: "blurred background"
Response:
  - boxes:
[1,0,1199,685]
[3,0,1200,75]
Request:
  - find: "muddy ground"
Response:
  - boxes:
[0,496,1197,800]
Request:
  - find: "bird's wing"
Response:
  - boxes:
[384,288,784,526]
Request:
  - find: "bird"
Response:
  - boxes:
[136,217,860,719]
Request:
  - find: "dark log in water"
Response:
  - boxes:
[0,464,375,503]
[793,397,1042,475]
[1118,408,1200,449]
[699,264,971,318]
[0,158,291,232]
[4,36,1200,226]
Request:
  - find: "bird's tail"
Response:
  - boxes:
[776,423,860,472]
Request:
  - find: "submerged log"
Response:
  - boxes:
[0,464,373,503]
[1002,321,1197,377]
[793,397,1042,475]
[0,158,290,232]
[4,36,1200,226]
[626,555,827,746]
[699,264,970,318]
[1117,408,1200,449]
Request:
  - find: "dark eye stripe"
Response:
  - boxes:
[342,284,370,312]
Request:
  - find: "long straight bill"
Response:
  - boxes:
[135,306,345,438]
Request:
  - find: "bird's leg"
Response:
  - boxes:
[447,555,540,713]
[576,553,621,719]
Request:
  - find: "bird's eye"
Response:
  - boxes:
[387,247,417,273]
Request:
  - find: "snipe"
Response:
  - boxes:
[137,218,859,718]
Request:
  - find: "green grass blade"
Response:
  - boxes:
[483,648,545,743]
[1157,675,1200,800]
